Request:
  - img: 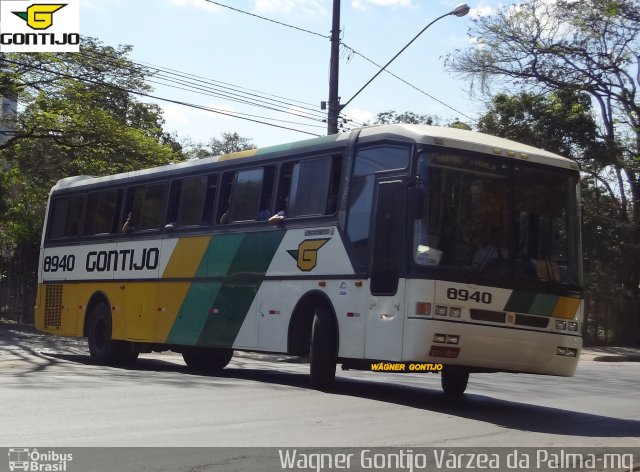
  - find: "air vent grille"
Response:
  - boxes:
[44,284,63,329]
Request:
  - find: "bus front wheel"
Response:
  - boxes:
[87,302,138,366]
[441,368,469,396]
[309,305,337,390]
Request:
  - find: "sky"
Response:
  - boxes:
[78,0,507,149]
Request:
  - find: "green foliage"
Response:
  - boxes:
[0,38,184,246]
[373,110,473,129]
[447,0,640,341]
[181,132,255,160]
[374,110,439,125]
[476,90,621,294]
[477,90,603,162]
[208,132,255,156]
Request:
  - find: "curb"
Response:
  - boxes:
[590,355,640,362]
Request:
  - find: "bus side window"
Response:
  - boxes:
[201,175,218,226]
[217,172,235,225]
[257,166,275,220]
[83,190,122,236]
[289,157,333,217]
[326,155,342,214]
[346,146,411,269]
[47,195,84,241]
[166,180,182,227]
[271,162,294,222]
[176,176,208,227]
[123,184,167,232]
[230,167,273,223]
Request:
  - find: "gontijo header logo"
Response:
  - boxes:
[0,0,79,52]
[13,4,66,30]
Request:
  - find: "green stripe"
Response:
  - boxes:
[167,230,285,347]
[529,293,558,316]
[504,291,536,313]
[198,230,285,346]
[504,291,560,317]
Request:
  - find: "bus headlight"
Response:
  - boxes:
[567,321,579,332]
[555,320,567,330]
[435,305,447,316]
[433,334,447,343]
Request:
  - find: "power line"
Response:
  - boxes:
[77,49,367,127]
[202,0,475,124]
[75,50,333,125]
[0,56,323,137]
[340,42,477,123]
[202,0,329,39]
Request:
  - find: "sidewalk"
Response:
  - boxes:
[580,346,640,362]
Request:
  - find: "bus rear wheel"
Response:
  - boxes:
[441,368,469,397]
[87,302,138,366]
[182,347,233,372]
[309,305,337,391]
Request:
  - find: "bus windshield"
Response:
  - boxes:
[412,150,582,288]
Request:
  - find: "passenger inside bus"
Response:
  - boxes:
[121,211,134,233]
[268,196,288,224]
[219,195,231,224]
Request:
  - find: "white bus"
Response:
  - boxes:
[35,124,582,395]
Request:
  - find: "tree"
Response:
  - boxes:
[373,110,472,129]
[0,38,183,245]
[208,132,255,156]
[476,91,608,279]
[476,89,640,344]
[447,0,640,299]
[477,90,603,162]
[374,110,439,125]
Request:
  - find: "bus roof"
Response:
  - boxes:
[358,124,577,169]
[50,125,576,192]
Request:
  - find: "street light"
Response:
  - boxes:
[327,3,470,134]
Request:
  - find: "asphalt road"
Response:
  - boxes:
[1,325,638,451]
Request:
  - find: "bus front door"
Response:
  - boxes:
[364,179,406,362]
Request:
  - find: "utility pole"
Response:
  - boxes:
[326,0,341,135]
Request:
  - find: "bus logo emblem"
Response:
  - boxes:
[12,4,66,30]
[287,238,330,272]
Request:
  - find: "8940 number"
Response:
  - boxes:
[446,288,492,304]
[43,255,75,272]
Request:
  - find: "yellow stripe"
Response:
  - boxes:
[155,281,191,342]
[552,297,581,319]
[217,149,258,161]
[163,236,211,278]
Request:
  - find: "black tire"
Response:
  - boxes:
[441,368,469,397]
[87,302,138,366]
[309,305,337,390]
[182,347,233,372]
